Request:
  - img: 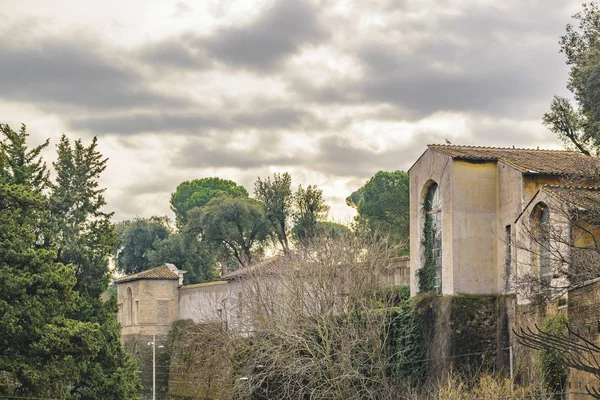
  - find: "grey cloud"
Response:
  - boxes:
[296,0,573,120]
[138,37,207,70]
[171,141,303,170]
[168,132,439,177]
[69,108,326,135]
[198,0,328,71]
[0,36,190,111]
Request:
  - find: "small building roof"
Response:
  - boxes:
[221,256,286,281]
[114,265,179,284]
[515,185,600,223]
[427,144,599,175]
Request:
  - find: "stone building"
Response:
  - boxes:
[115,257,410,333]
[410,144,600,398]
[115,144,600,398]
[409,144,599,297]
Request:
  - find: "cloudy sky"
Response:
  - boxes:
[0,0,580,222]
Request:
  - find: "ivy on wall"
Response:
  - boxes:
[418,211,436,292]
[538,314,569,398]
[387,296,428,385]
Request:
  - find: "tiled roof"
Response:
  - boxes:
[114,265,179,284]
[221,256,287,280]
[428,144,600,175]
[541,185,600,210]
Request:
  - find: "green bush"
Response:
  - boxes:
[538,314,569,398]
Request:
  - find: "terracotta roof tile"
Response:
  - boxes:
[114,265,179,284]
[221,256,285,280]
[541,185,600,210]
[428,144,600,175]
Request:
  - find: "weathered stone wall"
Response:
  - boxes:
[378,256,410,287]
[568,278,600,399]
[122,333,171,399]
[166,320,234,400]
[117,279,179,337]
[413,294,511,381]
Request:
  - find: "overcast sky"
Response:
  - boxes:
[0,0,580,222]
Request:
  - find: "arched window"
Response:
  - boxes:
[125,287,133,326]
[424,183,442,293]
[532,203,551,284]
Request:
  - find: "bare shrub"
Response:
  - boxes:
[230,231,414,400]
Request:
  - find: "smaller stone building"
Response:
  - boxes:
[115,264,184,337]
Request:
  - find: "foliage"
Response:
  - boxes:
[418,212,436,292]
[292,184,330,245]
[49,133,141,398]
[170,177,248,226]
[195,196,271,268]
[0,124,100,398]
[146,233,218,284]
[386,298,428,385]
[254,172,293,255]
[231,232,424,399]
[375,285,411,307]
[314,221,352,239]
[347,171,410,255]
[538,314,569,397]
[543,2,600,155]
[114,216,171,275]
[50,134,118,297]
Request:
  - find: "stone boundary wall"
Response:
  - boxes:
[568,278,600,399]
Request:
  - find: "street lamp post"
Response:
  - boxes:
[148,334,164,400]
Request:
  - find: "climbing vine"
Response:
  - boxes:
[387,298,428,385]
[538,314,569,398]
[418,211,436,292]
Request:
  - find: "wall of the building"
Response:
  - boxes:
[178,280,248,333]
[410,150,454,296]
[451,160,498,294]
[568,278,600,399]
[117,279,179,337]
[495,162,524,294]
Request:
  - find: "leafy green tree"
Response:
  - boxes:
[347,171,409,254]
[314,221,352,239]
[254,172,293,255]
[49,134,141,399]
[292,184,330,245]
[543,3,600,155]
[170,177,248,226]
[115,216,171,274]
[147,233,218,284]
[50,135,117,297]
[0,124,100,398]
[195,197,271,268]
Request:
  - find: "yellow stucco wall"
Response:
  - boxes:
[452,160,498,294]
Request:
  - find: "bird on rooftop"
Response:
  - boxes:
[445,139,452,144]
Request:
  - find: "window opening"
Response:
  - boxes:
[505,225,512,291]
[421,183,442,293]
[538,205,551,284]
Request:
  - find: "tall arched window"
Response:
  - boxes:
[125,287,133,326]
[532,203,551,284]
[424,183,442,293]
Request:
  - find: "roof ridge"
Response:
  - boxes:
[427,144,580,153]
